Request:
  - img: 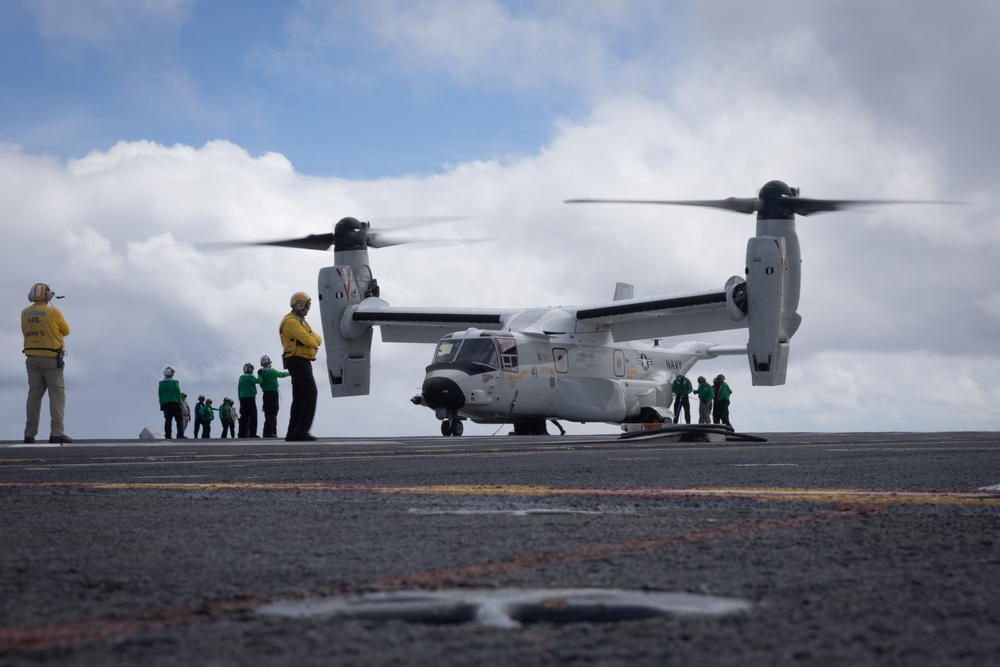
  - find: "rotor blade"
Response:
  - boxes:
[201,215,486,253]
[194,234,333,252]
[566,196,965,217]
[367,217,486,248]
[246,233,335,251]
[368,230,493,249]
[565,197,759,214]
[784,198,966,216]
[367,215,469,228]
[199,233,335,252]
[367,230,414,249]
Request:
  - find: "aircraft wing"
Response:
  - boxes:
[574,288,747,342]
[349,287,747,345]
[351,300,512,344]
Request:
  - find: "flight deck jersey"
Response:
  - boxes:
[158,378,183,406]
[21,303,70,357]
[671,376,693,396]
[238,373,261,398]
[258,367,290,392]
[279,313,322,361]
[716,382,732,401]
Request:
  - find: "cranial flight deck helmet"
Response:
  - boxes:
[28,283,53,303]
[260,355,272,367]
[163,366,175,378]
[243,363,254,374]
[290,291,311,313]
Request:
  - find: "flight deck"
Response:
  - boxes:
[1,431,998,665]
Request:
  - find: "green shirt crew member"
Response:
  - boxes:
[199,399,216,439]
[671,373,694,424]
[237,362,262,438]
[712,375,733,428]
[258,355,290,438]
[22,283,72,444]
[158,366,186,439]
[219,398,236,438]
[695,375,714,424]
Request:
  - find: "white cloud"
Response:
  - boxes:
[275,0,678,98]
[2,75,998,440]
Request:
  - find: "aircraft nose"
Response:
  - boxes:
[421,376,465,410]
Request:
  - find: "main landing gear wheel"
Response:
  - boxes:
[441,419,464,436]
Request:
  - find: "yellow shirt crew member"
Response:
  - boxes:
[21,283,72,444]
[280,310,322,360]
[279,292,322,441]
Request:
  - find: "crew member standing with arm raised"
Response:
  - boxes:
[280,292,322,441]
[258,355,290,438]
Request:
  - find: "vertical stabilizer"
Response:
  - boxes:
[613,282,634,300]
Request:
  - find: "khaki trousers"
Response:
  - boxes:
[25,355,66,439]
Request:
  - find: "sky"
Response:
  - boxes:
[1,0,999,440]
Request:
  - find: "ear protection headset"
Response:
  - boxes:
[28,283,53,303]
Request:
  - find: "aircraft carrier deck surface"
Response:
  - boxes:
[1,431,998,666]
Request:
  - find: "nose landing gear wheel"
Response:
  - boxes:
[440,419,464,436]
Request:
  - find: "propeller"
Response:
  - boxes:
[201,216,479,252]
[566,180,963,219]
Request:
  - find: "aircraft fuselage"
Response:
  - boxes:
[419,328,712,434]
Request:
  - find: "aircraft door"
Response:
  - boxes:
[513,342,556,414]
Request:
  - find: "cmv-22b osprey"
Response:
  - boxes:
[246,180,922,436]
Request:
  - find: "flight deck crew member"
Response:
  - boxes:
[158,367,186,439]
[258,355,290,438]
[671,373,693,424]
[280,292,322,441]
[237,363,261,438]
[200,399,216,438]
[181,393,191,433]
[695,375,714,424]
[713,374,733,428]
[193,395,207,438]
[21,283,72,444]
[219,398,236,438]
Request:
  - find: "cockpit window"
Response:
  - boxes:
[495,337,517,371]
[455,338,499,368]
[432,340,460,364]
[433,335,518,371]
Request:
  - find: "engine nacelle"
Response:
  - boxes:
[745,236,789,386]
[318,253,375,397]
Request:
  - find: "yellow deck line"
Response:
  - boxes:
[3,482,998,506]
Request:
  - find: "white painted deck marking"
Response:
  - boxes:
[259,588,752,628]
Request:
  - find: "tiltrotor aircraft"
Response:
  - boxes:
[244,180,921,436]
